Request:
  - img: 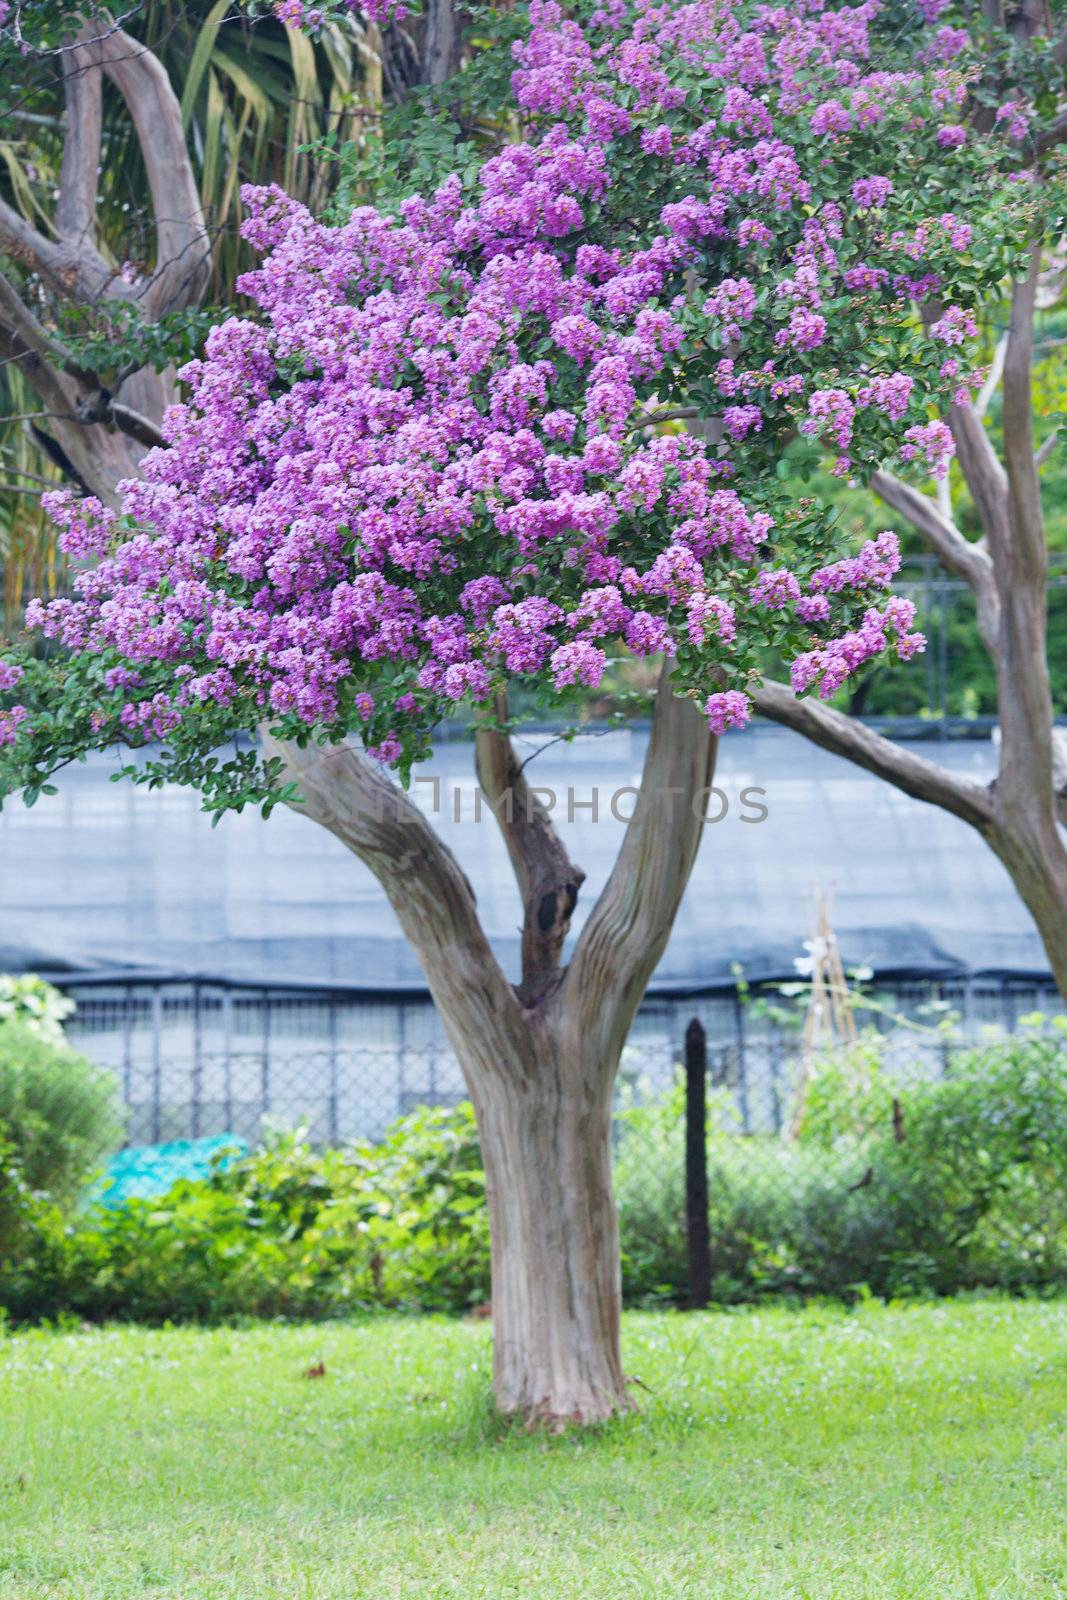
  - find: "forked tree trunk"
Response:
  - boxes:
[263,677,716,1427]
[471,1015,628,1425]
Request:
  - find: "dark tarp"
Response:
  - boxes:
[0,724,1055,992]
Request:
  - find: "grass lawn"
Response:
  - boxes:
[1,1297,1065,1599]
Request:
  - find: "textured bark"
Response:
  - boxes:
[421,0,460,86]
[478,1014,629,1426]
[566,675,718,1064]
[0,21,209,501]
[475,694,585,1003]
[983,252,1067,995]
[263,673,716,1424]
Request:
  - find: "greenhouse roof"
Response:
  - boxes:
[0,724,1055,992]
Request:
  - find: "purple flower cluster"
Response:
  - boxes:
[18,0,1020,760]
[0,659,26,748]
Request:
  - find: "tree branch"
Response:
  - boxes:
[100,30,211,318]
[1001,248,1045,587]
[1052,727,1067,828]
[54,29,105,249]
[107,401,166,450]
[947,403,1011,546]
[1035,109,1067,153]
[0,193,120,303]
[475,694,586,1004]
[0,272,74,379]
[565,664,716,1063]
[869,468,991,588]
[1035,427,1059,466]
[990,249,1061,823]
[975,332,1007,418]
[750,678,995,832]
[0,28,210,320]
[869,466,999,651]
[261,731,527,1079]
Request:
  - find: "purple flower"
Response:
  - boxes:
[704,690,751,734]
[851,175,893,209]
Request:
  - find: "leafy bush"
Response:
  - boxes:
[0,974,75,1045]
[0,1018,120,1209]
[3,1028,1066,1323]
[616,1026,1067,1303]
[0,1106,489,1324]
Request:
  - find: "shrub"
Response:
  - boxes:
[0,1108,490,1324]
[615,1026,1067,1303]
[0,974,75,1046]
[3,1028,1065,1324]
[0,1018,120,1208]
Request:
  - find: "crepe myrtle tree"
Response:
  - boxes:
[0,0,1055,1422]
[741,0,1067,1001]
[753,255,1067,995]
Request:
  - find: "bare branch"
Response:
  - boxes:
[628,408,701,434]
[566,665,716,1064]
[1035,110,1067,153]
[1001,248,1045,586]
[1035,427,1059,467]
[869,469,989,587]
[869,466,999,651]
[99,30,210,318]
[750,678,995,832]
[54,30,105,248]
[0,193,121,303]
[0,272,72,374]
[0,280,87,443]
[107,401,166,450]
[475,694,586,1003]
[1052,728,1067,828]
[261,731,527,1077]
[947,403,1011,546]
[0,396,165,450]
[975,333,1007,418]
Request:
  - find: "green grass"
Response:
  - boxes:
[1,1298,1065,1599]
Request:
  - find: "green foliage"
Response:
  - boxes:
[617,1028,1067,1304]
[0,972,74,1045]
[1,1107,489,1324]
[0,1018,119,1209]
[4,1031,1066,1323]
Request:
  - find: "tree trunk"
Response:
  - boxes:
[470,1012,630,1427]
[987,819,1067,996]
[264,678,716,1428]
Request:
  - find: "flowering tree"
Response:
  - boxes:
[753,277,1067,995]
[1,0,1062,1422]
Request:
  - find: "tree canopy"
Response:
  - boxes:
[0,0,1060,813]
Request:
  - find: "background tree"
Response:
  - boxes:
[1,0,1063,1424]
[753,267,1067,996]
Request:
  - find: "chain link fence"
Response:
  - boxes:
[55,972,1062,1145]
[17,972,1052,1305]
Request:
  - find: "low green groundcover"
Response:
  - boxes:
[1,1300,1065,1600]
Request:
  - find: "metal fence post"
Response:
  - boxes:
[685,1017,712,1309]
[191,981,202,1140]
[150,986,162,1145]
